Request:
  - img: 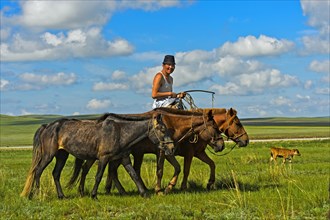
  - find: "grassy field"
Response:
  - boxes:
[0,140,329,219]
[0,114,329,219]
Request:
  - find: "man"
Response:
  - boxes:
[151,55,185,109]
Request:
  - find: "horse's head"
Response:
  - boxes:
[198,110,225,152]
[217,108,249,147]
[151,114,175,155]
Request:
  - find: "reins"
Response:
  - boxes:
[176,112,212,144]
[206,142,237,156]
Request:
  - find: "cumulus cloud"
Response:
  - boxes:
[315,87,330,95]
[309,60,330,73]
[11,1,112,30]
[5,1,183,31]
[217,35,294,57]
[0,79,9,91]
[210,69,299,95]
[304,80,313,89]
[111,70,127,80]
[1,28,134,61]
[19,72,77,86]
[93,82,129,91]
[271,96,292,106]
[86,99,112,110]
[300,0,330,54]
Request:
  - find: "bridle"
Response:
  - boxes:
[177,113,222,147]
[148,117,174,150]
[219,111,247,142]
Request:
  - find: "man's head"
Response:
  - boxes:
[163,55,175,66]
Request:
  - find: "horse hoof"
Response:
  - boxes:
[156,190,164,196]
[140,192,149,198]
[207,183,214,190]
[164,187,172,194]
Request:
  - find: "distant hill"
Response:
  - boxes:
[241,117,329,126]
[1,114,329,127]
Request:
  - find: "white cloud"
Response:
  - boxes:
[0,79,9,91]
[1,28,134,61]
[301,0,329,35]
[309,60,330,73]
[86,99,111,110]
[112,70,126,80]
[304,80,313,89]
[296,94,311,102]
[210,69,299,95]
[300,35,330,54]
[300,0,330,54]
[15,1,112,30]
[271,96,292,106]
[7,1,183,31]
[93,82,129,91]
[211,56,263,77]
[19,72,77,86]
[315,87,330,95]
[218,35,294,57]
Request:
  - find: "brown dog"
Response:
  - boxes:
[270,147,301,164]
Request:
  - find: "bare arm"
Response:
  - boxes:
[151,73,176,99]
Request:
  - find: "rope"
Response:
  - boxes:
[206,143,237,156]
[181,90,215,110]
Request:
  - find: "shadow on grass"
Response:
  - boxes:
[214,179,260,192]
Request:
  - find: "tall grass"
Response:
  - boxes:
[0,140,329,219]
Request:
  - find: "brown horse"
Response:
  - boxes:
[107,108,249,192]
[67,108,225,195]
[176,108,249,190]
[20,113,174,199]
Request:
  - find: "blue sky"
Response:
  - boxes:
[1,0,329,118]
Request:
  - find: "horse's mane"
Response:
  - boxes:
[200,108,227,114]
[97,113,151,123]
[154,107,204,116]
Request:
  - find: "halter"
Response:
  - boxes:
[176,113,220,146]
[148,116,174,148]
[219,111,247,142]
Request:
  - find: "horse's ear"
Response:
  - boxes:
[207,109,214,120]
[153,113,162,126]
[229,108,237,116]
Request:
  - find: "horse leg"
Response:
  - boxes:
[53,150,69,199]
[132,153,147,191]
[79,159,95,196]
[106,160,127,195]
[195,151,216,190]
[180,152,194,191]
[164,154,181,194]
[66,158,84,189]
[121,156,147,197]
[32,154,55,199]
[91,158,108,199]
[155,150,165,195]
[105,162,114,194]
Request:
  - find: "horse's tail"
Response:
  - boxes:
[66,158,84,188]
[20,124,46,197]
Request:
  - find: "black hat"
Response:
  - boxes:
[163,55,175,65]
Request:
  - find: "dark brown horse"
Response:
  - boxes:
[20,113,174,199]
[67,108,225,195]
[107,108,249,192]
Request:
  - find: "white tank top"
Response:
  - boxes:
[158,72,172,93]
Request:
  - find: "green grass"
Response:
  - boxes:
[0,140,329,219]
